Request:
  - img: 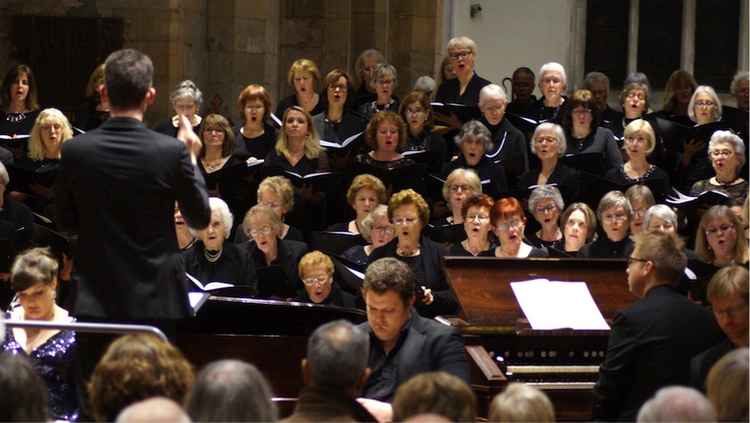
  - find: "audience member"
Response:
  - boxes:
[359,257,468,401]
[184,359,276,422]
[706,347,749,422]
[0,353,48,422]
[116,397,191,423]
[636,386,716,422]
[283,320,375,422]
[87,334,194,422]
[392,371,476,422]
[488,382,555,422]
[593,231,724,421]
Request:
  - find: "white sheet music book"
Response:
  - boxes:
[510,279,610,330]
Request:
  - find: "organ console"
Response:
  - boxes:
[444,256,636,420]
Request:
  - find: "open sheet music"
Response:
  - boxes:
[510,278,610,330]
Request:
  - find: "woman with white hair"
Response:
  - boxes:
[515,122,580,205]
[690,130,747,204]
[644,204,678,235]
[441,120,509,200]
[479,84,528,186]
[604,119,671,202]
[154,80,203,138]
[578,190,634,258]
[680,85,728,189]
[527,62,567,122]
[525,185,564,248]
[183,197,257,291]
[434,36,491,107]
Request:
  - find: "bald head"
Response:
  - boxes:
[637,386,716,422]
[116,397,191,423]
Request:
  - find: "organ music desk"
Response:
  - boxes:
[444,256,635,421]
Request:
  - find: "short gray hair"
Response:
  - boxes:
[446,36,477,55]
[583,71,610,90]
[360,204,389,242]
[539,62,567,86]
[531,123,567,157]
[643,205,678,229]
[188,197,233,239]
[597,190,633,222]
[243,205,282,237]
[374,63,398,86]
[637,386,716,422]
[170,80,203,109]
[528,185,564,213]
[730,71,749,94]
[709,130,746,168]
[413,76,436,95]
[454,120,493,151]
[0,161,9,185]
[479,84,508,108]
[688,85,722,122]
[307,320,369,390]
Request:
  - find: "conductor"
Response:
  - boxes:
[56,48,210,324]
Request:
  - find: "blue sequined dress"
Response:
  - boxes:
[2,325,79,421]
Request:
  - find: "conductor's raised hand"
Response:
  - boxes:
[177,114,202,162]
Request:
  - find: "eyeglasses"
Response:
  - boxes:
[626,92,646,100]
[710,149,734,158]
[329,84,348,92]
[302,276,331,286]
[393,217,419,226]
[603,213,628,222]
[534,205,557,214]
[372,226,395,236]
[466,214,490,223]
[449,51,472,60]
[705,224,735,236]
[627,256,648,266]
[695,100,715,108]
[450,184,471,193]
[204,128,224,134]
[248,226,273,238]
[534,136,557,145]
[496,219,523,231]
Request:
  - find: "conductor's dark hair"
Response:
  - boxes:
[0,354,49,421]
[362,257,416,305]
[104,49,153,110]
[185,359,277,422]
[307,320,369,390]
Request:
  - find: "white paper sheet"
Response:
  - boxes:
[510,279,610,330]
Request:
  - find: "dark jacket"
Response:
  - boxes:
[690,339,733,392]
[434,73,491,106]
[282,386,377,422]
[56,117,211,319]
[359,311,469,402]
[593,285,724,421]
[247,238,308,300]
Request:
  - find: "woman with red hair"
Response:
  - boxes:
[491,197,548,258]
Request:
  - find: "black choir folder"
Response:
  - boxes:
[186,273,256,314]
[431,102,483,123]
[665,188,731,208]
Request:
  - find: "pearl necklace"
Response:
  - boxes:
[204,248,223,263]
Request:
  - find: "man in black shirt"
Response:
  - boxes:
[359,257,468,402]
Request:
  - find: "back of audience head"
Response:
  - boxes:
[706,347,749,421]
[707,265,749,347]
[0,353,48,422]
[88,333,194,422]
[305,320,370,394]
[636,386,716,422]
[116,397,191,423]
[489,382,555,422]
[185,359,276,422]
[392,371,476,422]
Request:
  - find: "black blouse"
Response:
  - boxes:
[578,236,634,259]
[515,162,580,206]
[404,128,447,174]
[565,127,623,174]
[481,117,529,186]
[183,241,258,293]
[434,73,492,106]
[276,94,327,119]
[232,124,277,160]
[442,155,510,200]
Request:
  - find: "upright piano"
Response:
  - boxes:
[443,256,636,421]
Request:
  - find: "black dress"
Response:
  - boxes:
[403,128,447,174]
[0,110,40,159]
[7,157,60,215]
[578,236,634,259]
[525,97,565,124]
[247,238,308,300]
[481,117,529,186]
[198,155,254,222]
[565,127,623,175]
[232,124,277,160]
[183,241,258,293]
[515,162,580,206]
[434,73,492,106]
[603,164,671,203]
[276,94,327,119]
[525,231,561,249]
[442,155,510,200]
[447,241,494,257]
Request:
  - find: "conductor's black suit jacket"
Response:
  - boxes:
[56,117,210,320]
[592,285,723,421]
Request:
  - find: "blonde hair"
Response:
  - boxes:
[489,383,555,422]
[287,58,321,90]
[388,189,430,226]
[298,250,334,278]
[623,119,656,154]
[706,347,749,421]
[243,205,282,238]
[442,168,481,202]
[346,174,387,206]
[276,106,322,160]
[28,108,74,161]
[258,176,295,214]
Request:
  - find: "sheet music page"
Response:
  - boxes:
[511,279,610,330]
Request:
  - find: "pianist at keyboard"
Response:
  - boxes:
[592,231,723,421]
[359,258,469,402]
